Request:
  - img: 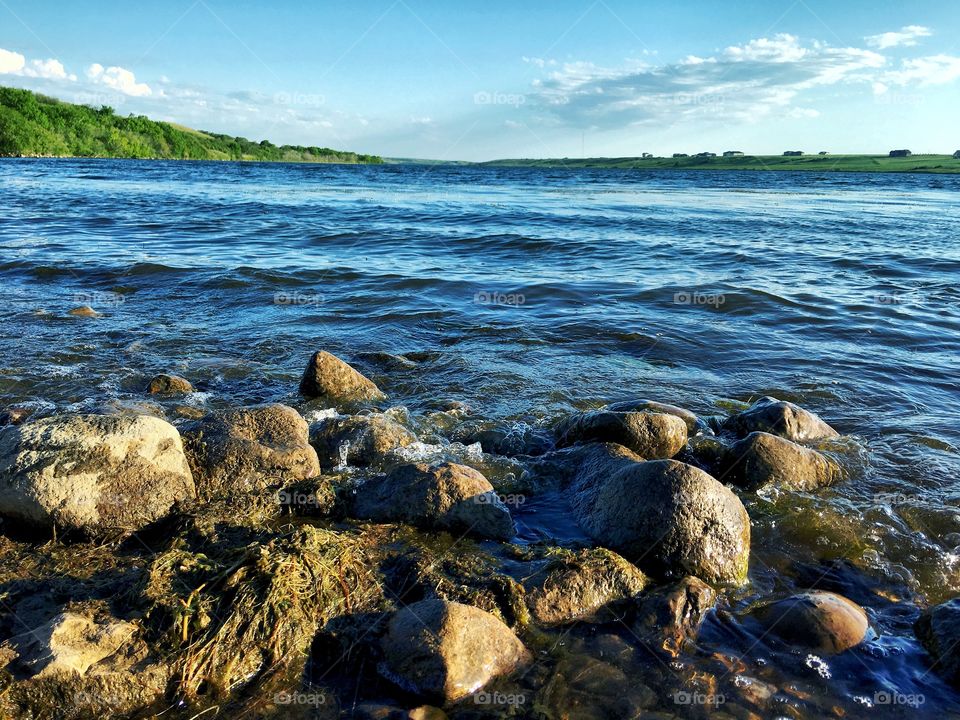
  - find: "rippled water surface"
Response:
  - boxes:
[2,158,960,716]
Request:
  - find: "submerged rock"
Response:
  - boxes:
[721,396,838,442]
[451,421,552,457]
[724,431,842,491]
[916,598,960,686]
[607,399,699,433]
[309,413,415,469]
[0,414,195,532]
[748,591,869,654]
[0,407,31,426]
[68,305,100,318]
[299,350,385,403]
[523,548,648,626]
[352,462,515,540]
[180,403,320,499]
[632,576,717,655]
[571,458,750,584]
[378,599,531,704]
[146,373,193,395]
[555,410,687,459]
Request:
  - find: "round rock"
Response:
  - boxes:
[748,591,869,654]
[722,396,838,442]
[555,410,687,460]
[724,431,842,491]
[146,373,194,395]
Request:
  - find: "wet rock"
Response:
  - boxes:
[633,576,717,655]
[544,655,656,719]
[10,612,137,678]
[299,350,385,403]
[146,373,193,395]
[571,458,750,584]
[451,421,552,457]
[180,403,320,500]
[0,414,195,532]
[683,434,728,474]
[0,407,30,426]
[524,548,648,626]
[916,598,960,686]
[352,462,515,540]
[748,591,869,654]
[68,305,100,318]
[607,399,699,433]
[556,410,687,459]
[724,431,842,491]
[525,442,642,493]
[309,413,416,469]
[721,396,838,442]
[378,599,531,704]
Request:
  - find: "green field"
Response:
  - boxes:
[0,86,382,163]
[481,153,960,173]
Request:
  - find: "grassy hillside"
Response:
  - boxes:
[0,86,381,163]
[483,153,960,173]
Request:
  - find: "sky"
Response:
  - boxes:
[0,0,957,160]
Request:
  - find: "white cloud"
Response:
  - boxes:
[23,58,74,81]
[866,25,932,50]
[0,47,26,74]
[786,107,820,119]
[724,34,809,63]
[883,54,960,86]
[87,63,152,97]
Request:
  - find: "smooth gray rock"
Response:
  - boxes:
[722,396,838,442]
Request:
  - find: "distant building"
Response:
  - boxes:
[695,152,717,158]
[672,153,689,158]
[723,151,744,157]
[783,150,804,156]
[953,150,960,159]
[889,149,912,157]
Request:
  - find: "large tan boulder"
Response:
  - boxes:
[352,462,515,540]
[572,458,750,584]
[725,431,842,491]
[379,599,531,704]
[607,399,699,433]
[722,396,838,442]
[299,351,385,403]
[0,414,195,532]
[180,404,320,499]
[555,410,687,459]
[748,591,869,654]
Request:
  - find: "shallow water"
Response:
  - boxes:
[2,158,960,715]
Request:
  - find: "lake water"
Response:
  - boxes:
[2,158,960,715]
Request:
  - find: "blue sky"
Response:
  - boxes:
[1,0,957,159]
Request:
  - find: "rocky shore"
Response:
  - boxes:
[0,351,955,719]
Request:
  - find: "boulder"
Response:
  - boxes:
[916,598,960,686]
[607,399,699,433]
[68,305,99,318]
[299,351,385,403]
[146,373,193,395]
[555,410,687,459]
[309,413,415,469]
[571,459,750,584]
[524,548,648,626]
[0,414,195,532]
[632,576,716,655]
[724,431,842,491]
[0,407,31,426]
[721,396,838,442]
[352,462,515,541]
[748,591,869,654]
[378,599,531,704]
[180,404,320,500]
[10,612,137,678]
[451,421,552,457]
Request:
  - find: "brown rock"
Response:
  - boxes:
[607,399,699,433]
[556,410,687,460]
[378,599,531,704]
[633,576,717,655]
[68,305,100,318]
[0,407,31,426]
[748,591,869,654]
[352,462,515,540]
[309,413,415,469]
[146,373,194,395]
[10,612,137,677]
[722,396,838,442]
[299,351,385,403]
[724,431,842,491]
[180,403,320,500]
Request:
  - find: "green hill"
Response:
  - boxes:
[0,86,381,163]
